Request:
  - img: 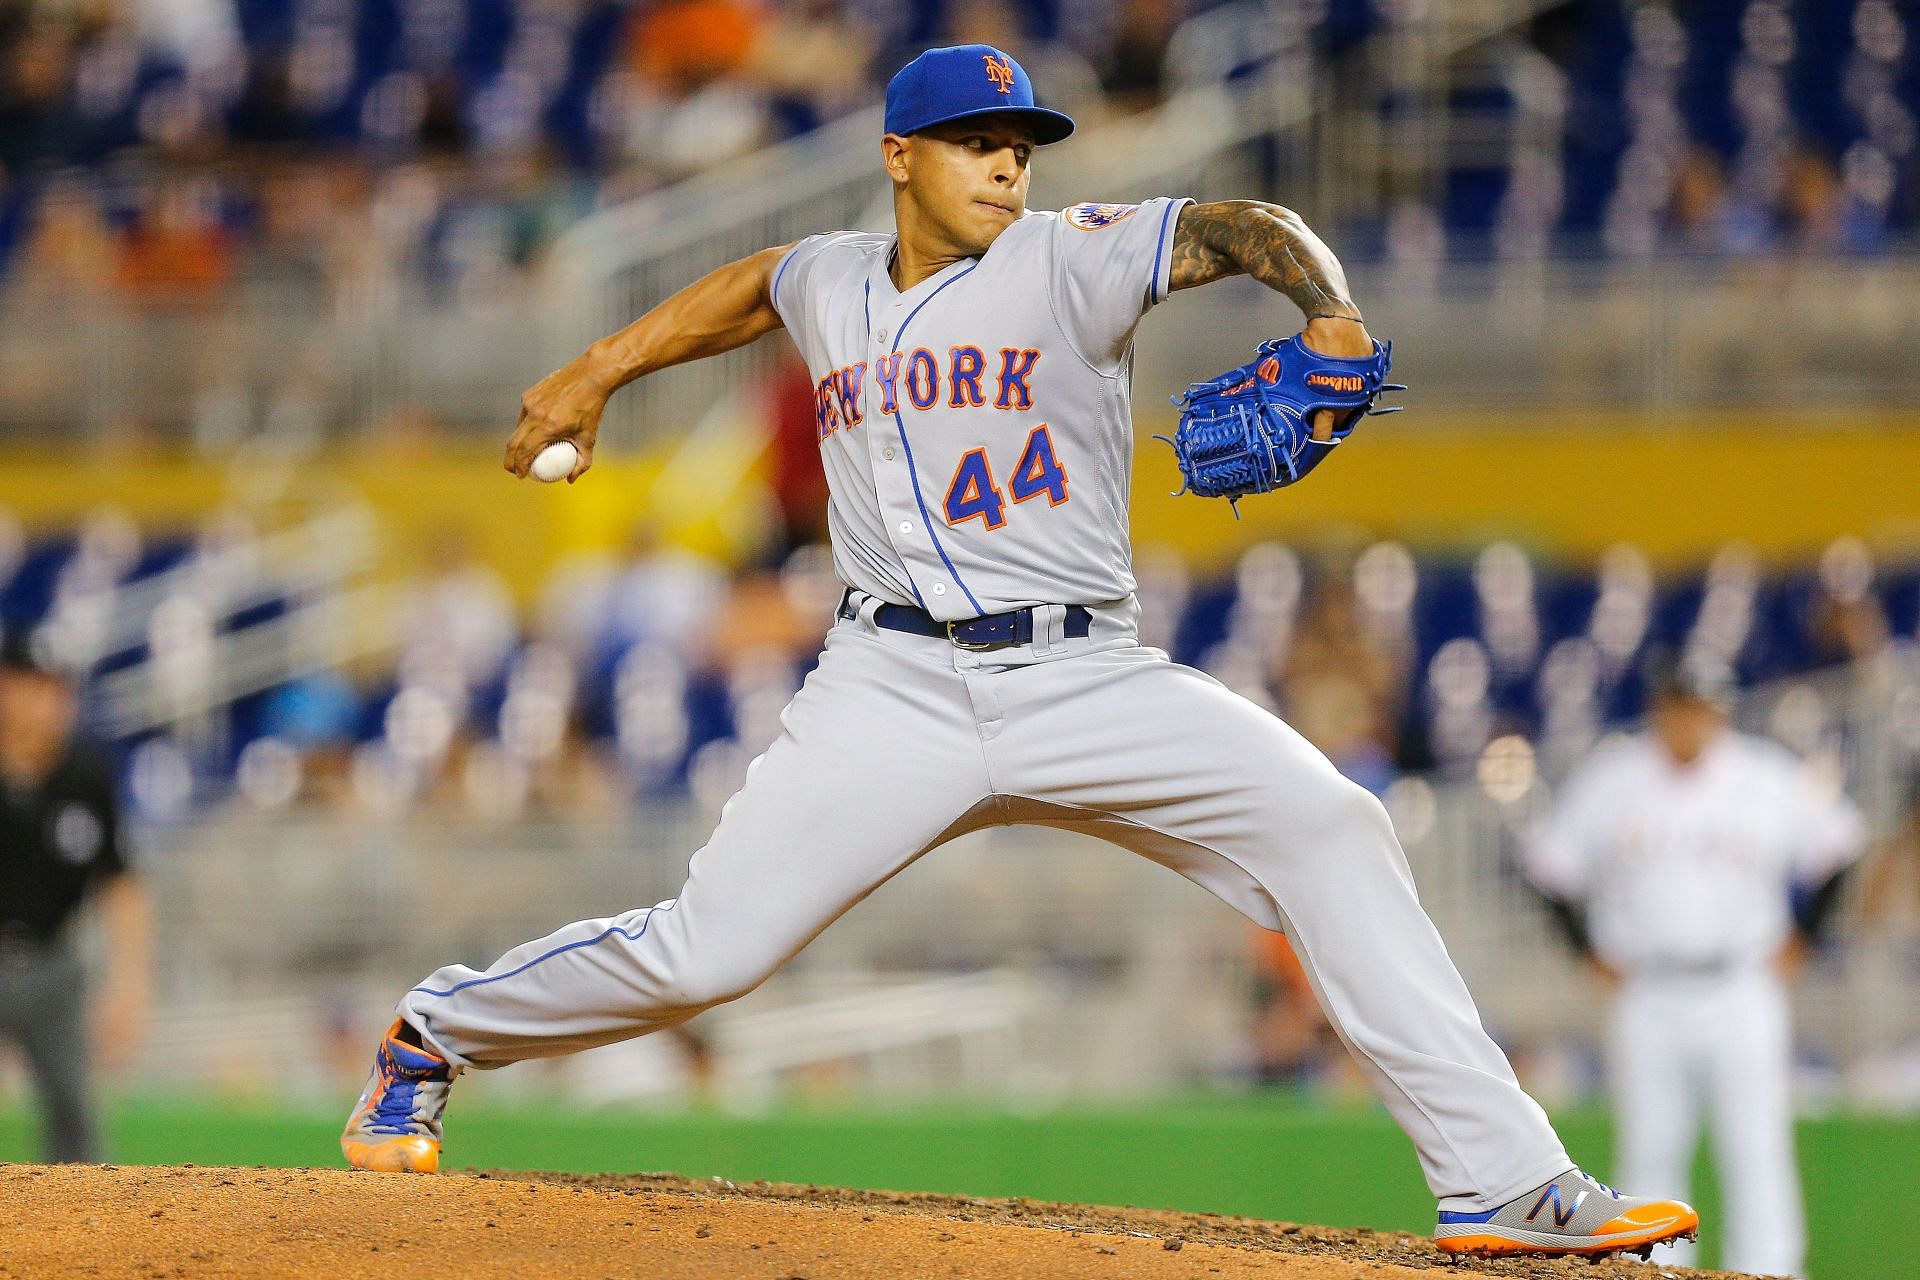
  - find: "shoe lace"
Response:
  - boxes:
[368,1072,426,1135]
[1582,1171,1624,1199]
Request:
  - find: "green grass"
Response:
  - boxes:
[3,1094,1914,1276]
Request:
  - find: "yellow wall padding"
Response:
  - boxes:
[1129,411,1920,570]
[0,413,1913,598]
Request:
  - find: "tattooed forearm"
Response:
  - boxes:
[1169,200,1361,319]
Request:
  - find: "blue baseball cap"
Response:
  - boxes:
[884,45,1075,146]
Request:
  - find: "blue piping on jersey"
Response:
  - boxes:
[410,900,679,999]
[770,243,802,312]
[883,263,986,614]
[1149,199,1179,304]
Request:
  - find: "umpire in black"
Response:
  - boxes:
[0,625,150,1162]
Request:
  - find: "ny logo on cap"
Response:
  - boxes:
[983,54,1014,93]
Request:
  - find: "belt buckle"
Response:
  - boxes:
[946,620,1008,652]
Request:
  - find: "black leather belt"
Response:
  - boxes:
[839,590,1092,651]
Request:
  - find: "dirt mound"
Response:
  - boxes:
[0,1165,1746,1279]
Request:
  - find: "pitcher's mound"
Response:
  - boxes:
[0,1164,1749,1279]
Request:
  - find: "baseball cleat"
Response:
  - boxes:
[341,1019,459,1173]
[1433,1168,1698,1258]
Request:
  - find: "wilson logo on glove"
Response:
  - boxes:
[1306,372,1366,393]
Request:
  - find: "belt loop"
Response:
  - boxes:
[1044,603,1067,652]
[855,592,886,630]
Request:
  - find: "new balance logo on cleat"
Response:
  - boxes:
[1526,1183,1587,1227]
[1433,1169,1698,1259]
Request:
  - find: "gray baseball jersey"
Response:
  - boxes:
[771,198,1188,619]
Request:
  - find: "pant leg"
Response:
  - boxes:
[987,646,1571,1208]
[1610,977,1702,1268]
[401,621,995,1069]
[3,949,100,1163]
[1706,972,1805,1277]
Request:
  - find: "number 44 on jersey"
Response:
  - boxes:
[944,425,1069,529]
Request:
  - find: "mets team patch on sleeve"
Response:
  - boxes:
[1064,202,1141,230]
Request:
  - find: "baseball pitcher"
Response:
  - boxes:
[341,45,1698,1260]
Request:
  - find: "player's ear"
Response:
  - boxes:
[880,133,911,186]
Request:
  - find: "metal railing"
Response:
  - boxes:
[47,502,399,741]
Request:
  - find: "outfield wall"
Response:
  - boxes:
[3,414,1915,602]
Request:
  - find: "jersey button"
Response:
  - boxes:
[931,583,947,596]
[883,447,896,461]
[898,520,913,534]
[878,329,888,342]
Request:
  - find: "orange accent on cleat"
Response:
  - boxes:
[1436,1233,1529,1256]
[1434,1202,1699,1258]
[1593,1201,1698,1237]
[341,1135,440,1174]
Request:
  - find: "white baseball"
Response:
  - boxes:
[530,440,579,483]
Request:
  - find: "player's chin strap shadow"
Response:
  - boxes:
[1153,384,1410,520]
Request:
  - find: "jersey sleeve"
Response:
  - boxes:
[1777,758,1867,884]
[1047,196,1191,370]
[769,231,861,358]
[1526,754,1619,900]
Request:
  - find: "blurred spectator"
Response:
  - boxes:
[1808,535,1892,667]
[257,671,364,806]
[1098,0,1181,114]
[615,0,772,177]
[1279,578,1403,791]
[1779,144,1836,247]
[0,625,151,1162]
[708,559,820,673]
[113,176,233,300]
[1861,772,1920,937]
[1667,146,1739,253]
[396,525,517,719]
[0,21,88,174]
[1246,928,1340,1087]
[13,171,114,295]
[604,519,728,660]
[749,0,876,135]
[133,0,242,78]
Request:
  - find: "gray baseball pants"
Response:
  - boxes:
[400,597,1572,1208]
[0,944,99,1163]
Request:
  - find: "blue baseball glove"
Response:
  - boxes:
[1158,334,1404,515]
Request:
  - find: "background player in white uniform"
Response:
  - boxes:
[1527,659,1865,1275]
[342,44,1697,1259]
